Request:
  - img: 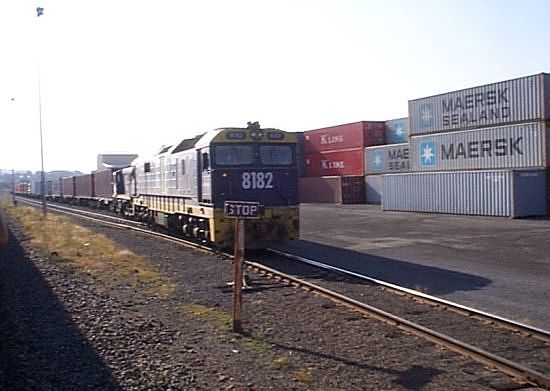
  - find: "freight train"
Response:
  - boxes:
[18,123,300,249]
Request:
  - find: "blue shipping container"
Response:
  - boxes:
[385,118,409,144]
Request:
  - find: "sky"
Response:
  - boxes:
[1,0,550,173]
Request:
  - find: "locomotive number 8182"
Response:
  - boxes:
[113,122,300,249]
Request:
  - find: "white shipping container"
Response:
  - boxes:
[409,73,550,135]
[365,143,410,174]
[410,122,549,172]
[382,169,547,218]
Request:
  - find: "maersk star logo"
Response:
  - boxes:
[419,103,434,128]
[394,124,405,138]
[372,151,384,170]
[420,141,436,166]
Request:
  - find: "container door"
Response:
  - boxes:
[512,170,546,217]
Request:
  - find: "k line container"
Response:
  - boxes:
[410,122,549,171]
[365,175,383,204]
[409,73,550,135]
[385,118,409,144]
[382,169,547,218]
[304,148,365,177]
[365,143,410,174]
[303,121,385,153]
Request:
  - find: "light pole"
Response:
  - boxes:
[36,6,47,217]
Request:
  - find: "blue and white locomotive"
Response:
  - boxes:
[113,122,299,249]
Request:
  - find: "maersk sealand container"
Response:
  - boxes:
[408,73,550,136]
[382,169,546,218]
[410,121,549,171]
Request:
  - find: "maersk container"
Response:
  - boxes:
[409,73,550,135]
[365,143,409,174]
[385,118,409,144]
[304,148,365,177]
[303,121,386,153]
[365,174,383,204]
[410,122,549,172]
[382,169,546,218]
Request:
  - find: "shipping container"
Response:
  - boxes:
[365,175,383,204]
[61,176,75,198]
[410,122,549,172]
[365,143,410,174]
[304,148,365,177]
[409,73,550,135]
[94,169,114,198]
[50,178,61,197]
[382,169,546,218]
[385,118,409,144]
[299,176,365,204]
[31,181,43,195]
[14,182,31,194]
[75,174,94,198]
[303,121,385,153]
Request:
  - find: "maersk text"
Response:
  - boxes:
[440,137,523,160]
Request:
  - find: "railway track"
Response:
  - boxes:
[12,197,550,389]
[268,248,550,343]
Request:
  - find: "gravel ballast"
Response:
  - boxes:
[0,212,516,390]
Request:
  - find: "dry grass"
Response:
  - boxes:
[1,200,175,297]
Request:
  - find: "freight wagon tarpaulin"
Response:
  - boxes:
[408,73,550,135]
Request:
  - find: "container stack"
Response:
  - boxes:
[364,118,410,204]
[299,121,385,203]
[382,73,550,218]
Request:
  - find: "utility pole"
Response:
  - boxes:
[36,6,47,217]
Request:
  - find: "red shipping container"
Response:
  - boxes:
[61,177,75,198]
[304,148,365,177]
[94,169,113,198]
[303,121,386,153]
[75,173,94,198]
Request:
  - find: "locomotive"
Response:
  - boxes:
[113,122,300,249]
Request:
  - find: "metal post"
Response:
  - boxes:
[36,7,47,217]
[232,218,244,332]
[11,169,16,205]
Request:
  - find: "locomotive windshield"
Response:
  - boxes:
[259,145,293,165]
[215,145,254,166]
[214,144,293,167]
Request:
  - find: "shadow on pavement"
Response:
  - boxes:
[0,230,120,390]
[273,240,491,295]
